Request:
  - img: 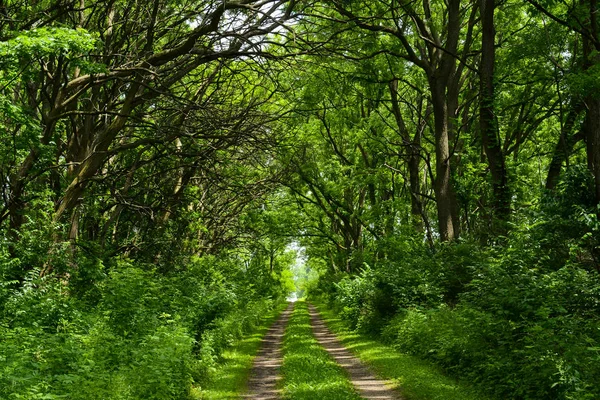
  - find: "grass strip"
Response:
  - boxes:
[280,300,363,400]
[193,302,289,400]
[313,302,493,400]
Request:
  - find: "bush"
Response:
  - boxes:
[328,241,484,335]
[0,253,286,400]
[128,324,195,400]
[379,262,600,400]
[193,298,276,384]
[319,223,600,400]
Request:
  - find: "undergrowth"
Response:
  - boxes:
[0,255,288,400]
[194,302,289,399]
[280,301,362,400]
[313,302,488,400]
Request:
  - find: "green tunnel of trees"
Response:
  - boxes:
[1,0,600,399]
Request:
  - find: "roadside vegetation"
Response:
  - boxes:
[306,222,600,399]
[280,301,362,400]
[194,302,289,399]
[314,302,490,400]
[2,1,600,399]
[0,255,291,399]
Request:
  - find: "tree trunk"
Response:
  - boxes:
[586,98,600,205]
[388,79,425,232]
[583,0,600,210]
[480,0,510,233]
[54,81,141,221]
[430,77,460,241]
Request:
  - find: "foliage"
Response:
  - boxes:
[382,265,600,399]
[314,302,488,400]
[3,0,600,399]
[315,225,600,399]
[0,247,291,399]
[280,301,362,400]
[306,165,600,398]
[0,27,97,63]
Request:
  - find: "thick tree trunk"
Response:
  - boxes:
[480,0,510,232]
[586,98,600,204]
[429,0,461,242]
[583,0,600,210]
[430,77,460,241]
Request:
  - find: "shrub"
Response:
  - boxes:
[193,298,276,384]
[128,324,195,400]
[380,264,600,400]
[0,254,286,400]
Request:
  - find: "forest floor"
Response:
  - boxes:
[307,303,402,399]
[242,303,294,399]
[241,301,402,399]
[235,300,488,400]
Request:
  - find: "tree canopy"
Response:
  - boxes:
[1,0,600,399]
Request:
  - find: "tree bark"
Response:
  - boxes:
[430,77,460,241]
[388,79,425,232]
[331,0,466,241]
[582,0,600,210]
[429,0,462,242]
[480,0,510,233]
[586,97,600,204]
[54,81,142,221]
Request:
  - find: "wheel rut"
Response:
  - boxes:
[243,303,294,400]
[307,303,403,400]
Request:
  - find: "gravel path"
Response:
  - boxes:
[307,303,404,400]
[242,303,294,400]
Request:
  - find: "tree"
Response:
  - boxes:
[480,0,510,232]
[525,0,600,209]
[301,0,481,241]
[0,0,295,244]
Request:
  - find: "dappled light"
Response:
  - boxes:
[243,304,292,400]
[307,304,402,399]
[2,1,600,399]
[280,302,364,400]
